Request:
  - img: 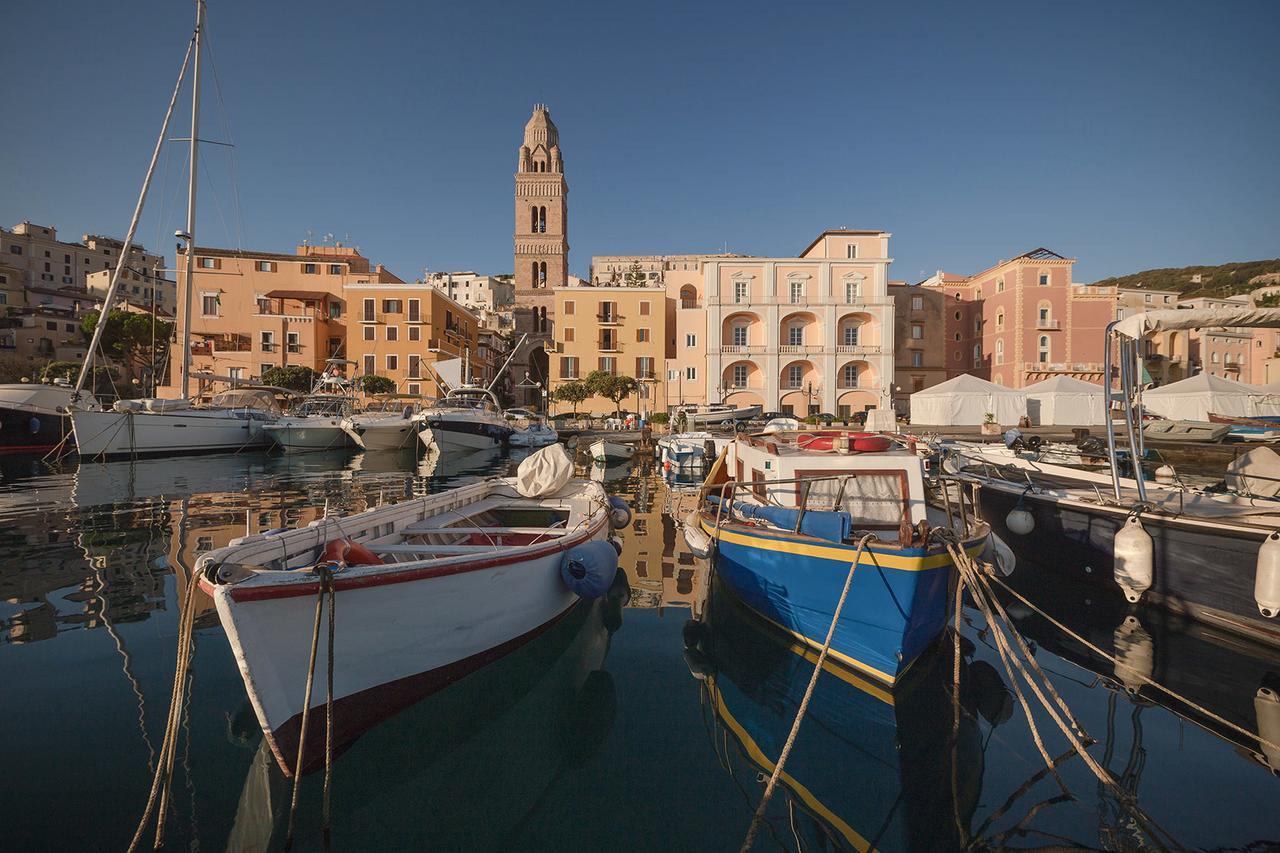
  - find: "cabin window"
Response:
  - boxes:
[795,470,907,528]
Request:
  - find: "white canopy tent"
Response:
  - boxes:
[1023,376,1107,425]
[1142,372,1264,420]
[909,374,1027,426]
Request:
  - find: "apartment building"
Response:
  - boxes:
[1115,287,1189,385]
[888,282,947,412]
[166,242,483,396]
[550,282,672,416]
[0,221,172,308]
[426,271,515,313]
[923,248,1117,388]
[86,268,177,318]
[1177,294,1254,381]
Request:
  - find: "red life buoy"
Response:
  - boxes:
[796,431,891,453]
[320,538,382,567]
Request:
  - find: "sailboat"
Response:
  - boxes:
[69,0,284,461]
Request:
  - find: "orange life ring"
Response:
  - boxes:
[796,431,891,453]
[320,538,382,566]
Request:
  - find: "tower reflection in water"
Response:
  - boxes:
[685,578,1012,853]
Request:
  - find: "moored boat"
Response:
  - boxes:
[590,438,635,465]
[689,429,991,686]
[195,446,630,774]
[416,386,514,452]
[341,396,422,451]
[509,420,558,448]
[262,395,356,453]
[1143,418,1231,443]
[0,383,93,453]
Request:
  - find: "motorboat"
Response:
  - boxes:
[677,403,762,428]
[0,382,96,453]
[940,307,1280,648]
[70,387,286,460]
[654,431,729,473]
[509,420,558,448]
[416,387,514,452]
[686,429,992,686]
[589,438,635,465]
[262,395,356,453]
[341,396,422,451]
[195,446,631,775]
[1143,418,1231,443]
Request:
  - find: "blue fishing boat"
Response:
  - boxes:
[685,431,992,686]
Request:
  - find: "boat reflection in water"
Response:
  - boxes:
[226,573,629,851]
[685,581,1009,852]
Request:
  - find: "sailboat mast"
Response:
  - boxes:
[179,0,204,400]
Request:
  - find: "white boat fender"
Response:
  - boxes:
[1114,515,1154,603]
[1112,615,1153,694]
[1154,464,1177,484]
[1005,495,1035,536]
[683,511,713,559]
[1253,683,1280,773]
[560,539,619,599]
[608,535,624,557]
[1255,532,1280,618]
[608,496,632,529]
[982,532,1016,577]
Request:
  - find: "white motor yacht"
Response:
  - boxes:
[262,395,356,453]
[342,397,422,451]
[416,387,514,452]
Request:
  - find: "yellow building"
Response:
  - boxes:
[550,282,672,417]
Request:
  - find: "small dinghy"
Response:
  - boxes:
[590,438,635,465]
[196,445,632,775]
[1143,419,1230,443]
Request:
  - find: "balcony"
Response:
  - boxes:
[1036,319,1063,330]
[596,313,621,325]
[679,300,701,310]
[720,344,766,355]
[836,344,882,355]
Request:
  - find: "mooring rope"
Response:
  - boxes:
[285,564,333,850]
[739,533,875,853]
[126,575,201,853]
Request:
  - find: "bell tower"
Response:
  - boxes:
[512,104,567,404]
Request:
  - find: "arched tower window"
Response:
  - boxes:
[539,206,547,233]
[531,261,538,287]
[531,206,538,234]
[538,261,547,287]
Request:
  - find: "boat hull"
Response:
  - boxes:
[704,516,978,684]
[262,421,352,453]
[345,418,417,451]
[0,406,71,453]
[70,408,269,459]
[590,439,634,465]
[206,544,585,775]
[976,485,1280,647]
[419,416,513,452]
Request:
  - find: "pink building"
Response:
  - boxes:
[922,248,1116,389]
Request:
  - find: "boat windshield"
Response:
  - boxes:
[209,389,283,414]
[296,397,350,417]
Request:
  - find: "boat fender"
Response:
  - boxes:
[1112,615,1153,694]
[560,539,620,599]
[1254,683,1280,773]
[608,535,624,557]
[1255,532,1280,618]
[1113,516,1154,603]
[983,532,1016,577]
[28,416,40,434]
[683,646,715,681]
[320,537,382,567]
[608,496,632,529]
[1154,464,1177,485]
[682,618,708,651]
[683,511,713,559]
[1005,505,1035,536]
[663,460,672,473]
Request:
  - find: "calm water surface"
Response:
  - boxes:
[1,447,1277,851]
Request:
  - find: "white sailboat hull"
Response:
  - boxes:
[71,408,269,460]
[343,416,418,451]
[262,419,352,453]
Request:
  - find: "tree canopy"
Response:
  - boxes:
[79,310,173,379]
[359,374,396,395]
[551,380,591,416]
[260,365,316,392]
[585,370,638,420]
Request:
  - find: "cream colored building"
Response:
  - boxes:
[1115,287,1189,385]
[427,271,514,313]
[1,221,171,308]
[550,282,672,417]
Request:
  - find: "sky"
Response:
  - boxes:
[3,0,1277,285]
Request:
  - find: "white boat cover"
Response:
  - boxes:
[1023,376,1107,425]
[1142,372,1263,420]
[515,444,574,497]
[762,417,800,433]
[909,374,1027,426]
[1225,446,1280,498]
[143,397,192,413]
[1113,308,1280,340]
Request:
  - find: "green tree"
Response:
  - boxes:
[359,374,396,395]
[80,310,173,381]
[552,380,591,418]
[585,370,638,421]
[261,365,317,392]
[624,262,647,286]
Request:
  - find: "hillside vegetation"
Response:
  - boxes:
[1092,259,1280,298]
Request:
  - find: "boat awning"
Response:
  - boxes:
[1113,308,1280,340]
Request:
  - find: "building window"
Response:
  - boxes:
[996,339,1004,364]
[686,333,696,347]
[408,354,421,378]
[732,364,748,387]
[788,324,803,346]
[357,325,372,342]
[382,299,402,314]
[845,280,860,303]
[997,278,1005,293]
[637,357,654,379]
[1212,352,1220,364]
[303,263,317,274]
[9,245,21,255]
[363,355,375,375]
[1039,307,1050,325]
[328,264,342,275]
[997,311,1005,329]
[199,257,216,269]
[1038,272,1049,286]
[386,326,398,342]
[328,301,342,319]
[637,328,650,343]
[911,350,923,367]
[639,301,650,316]
[733,280,749,304]
[910,324,923,340]
[386,354,398,371]
[201,293,219,316]
[911,295,922,311]
[599,356,616,374]
[564,327,575,343]
[973,344,982,367]
[286,332,301,353]
[260,331,275,351]
[732,325,748,347]
[686,366,697,380]
[564,300,574,316]
[1039,335,1050,363]
[560,356,579,378]
[668,369,678,381]
[260,363,272,376]
[255,295,270,314]
[841,363,858,387]
[362,298,375,321]
[256,260,273,272]
[846,244,857,259]
[408,326,420,342]
[788,364,803,388]
[600,328,616,350]
[790,281,804,304]
[842,325,859,346]
[408,299,420,322]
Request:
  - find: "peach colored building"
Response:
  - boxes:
[923,248,1117,388]
[1115,287,1190,385]
[1177,295,1254,382]
[167,243,483,396]
[550,282,672,417]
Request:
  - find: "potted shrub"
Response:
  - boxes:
[980,412,1000,435]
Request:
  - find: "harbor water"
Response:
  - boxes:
[1,447,1277,850]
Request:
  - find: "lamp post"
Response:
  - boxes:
[515,371,543,415]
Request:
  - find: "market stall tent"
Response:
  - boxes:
[1023,376,1107,425]
[1141,372,1263,421]
[909,374,1027,426]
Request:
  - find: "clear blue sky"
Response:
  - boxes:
[3,0,1277,284]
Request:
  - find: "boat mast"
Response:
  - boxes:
[484,333,528,395]
[72,28,197,400]
[179,0,204,400]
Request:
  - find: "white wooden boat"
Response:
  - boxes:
[590,438,635,465]
[678,403,762,427]
[195,446,630,775]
